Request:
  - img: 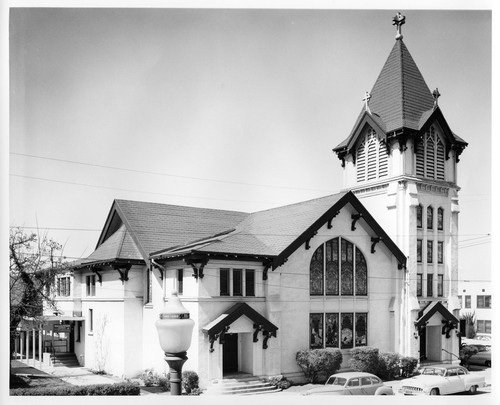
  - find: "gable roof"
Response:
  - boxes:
[153,191,407,270]
[415,301,459,327]
[334,39,467,155]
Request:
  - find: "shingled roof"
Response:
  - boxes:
[334,38,467,155]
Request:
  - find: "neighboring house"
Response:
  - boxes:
[458,281,492,335]
[17,14,468,387]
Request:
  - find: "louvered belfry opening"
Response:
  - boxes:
[356,127,388,183]
[415,125,445,180]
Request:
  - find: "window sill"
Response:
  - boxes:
[144,303,153,309]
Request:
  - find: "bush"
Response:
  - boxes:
[296,348,343,383]
[267,375,292,390]
[158,374,170,392]
[10,382,141,396]
[459,345,479,369]
[349,347,380,375]
[182,370,199,394]
[378,352,401,380]
[400,356,418,378]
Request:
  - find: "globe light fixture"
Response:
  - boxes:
[155,291,194,395]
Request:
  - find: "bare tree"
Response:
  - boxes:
[9,227,69,357]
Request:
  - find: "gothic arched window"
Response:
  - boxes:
[415,125,445,180]
[356,127,388,182]
[416,205,423,228]
[310,237,368,296]
[427,206,434,230]
[437,207,444,231]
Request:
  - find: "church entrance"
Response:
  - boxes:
[223,333,238,374]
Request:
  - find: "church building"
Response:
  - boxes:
[23,13,467,388]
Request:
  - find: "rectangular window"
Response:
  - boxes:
[233,269,243,296]
[416,205,423,228]
[417,273,423,297]
[341,313,354,349]
[177,269,184,295]
[245,269,255,297]
[427,206,433,230]
[437,242,443,264]
[458,295,462,307]
[427,240,433,263]
[476,320,485,333]
[57,277,71,297]
[427,274,433,297]
[86,275,96,296]
[220,269,230,296]
[437,208,444,230]
[437,274,444,297]
[146,268,152,303]
[325,313,339,348]
[310,313,323,349]
[477,295,491,309]
[485,320,492,334]
[417,240,422,263]
[465,295,471,308]
[88,309,93,333]
[355,313,367,347]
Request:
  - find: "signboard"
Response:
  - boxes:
[53,324,71,333]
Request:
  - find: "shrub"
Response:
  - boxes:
[187,387,203,396]
[267,375,292,390]
[182,370,199,394]
[459,345,479,369]
[296,348,343,383]
[349,347,380,375]
[10,382,141,396]
[139,369,158,387]
[158,374,170,392]
[378,352,401,380]
[400,356,418,378]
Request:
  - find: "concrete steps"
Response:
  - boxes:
[51,353,80,367]
[205,375,281,395]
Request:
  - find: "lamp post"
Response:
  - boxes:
[155,291,194,396]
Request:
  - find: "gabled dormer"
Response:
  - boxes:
[334,13,467,189]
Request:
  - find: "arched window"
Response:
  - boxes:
[310,237,368,296]
[356,127,388,182]
[427,206,433,230]
[437,207,444,231]
[416,205,423,228]
[415,125,445,180]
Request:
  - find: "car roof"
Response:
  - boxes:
[421,364,464,369]
[330,372,378,378]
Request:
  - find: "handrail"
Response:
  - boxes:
[442,348,460,360]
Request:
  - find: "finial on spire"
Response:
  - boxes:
[363,91,372,114]
[432,88,441,108]
[392,12,406,40]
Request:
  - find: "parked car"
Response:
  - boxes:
[475,333,491,341]
[303,372,394,396]
[467,345,492,368]
[399,364,485,395]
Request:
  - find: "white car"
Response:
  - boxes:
[304,372,394,396]
[399,364,485,395]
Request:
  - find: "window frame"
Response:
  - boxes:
[427,240,433,263]
[427,274,433,297]
[417,239,423,263]
[219,268,256,297]
[465,295,471,308]
[417,205,423,229]
[416,273,423,297]
[427,206,434,230]
[437,207,444,231]
[177,269,184,295]
[437,274,444,297]
[88,309,94,334]
[437,241,444,264]
[86,275,96,297]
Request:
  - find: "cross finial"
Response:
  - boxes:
[432,88,441,108]
[363,91,372,114]
[392,12,406,40]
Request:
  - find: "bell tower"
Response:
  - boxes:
[333,13,467,360]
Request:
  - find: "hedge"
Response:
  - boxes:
[296,348,343,383]
[10,382,141,396]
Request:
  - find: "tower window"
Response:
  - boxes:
[437,207,444,230]
[427,206,433,230]
[416,205,423,228]
[356,127,388,182]
[415,125,445,180]
[427,240,433,263]
[417,239,423,263]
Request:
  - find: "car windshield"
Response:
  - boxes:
[327,377,347,386]
[421,368,446,376]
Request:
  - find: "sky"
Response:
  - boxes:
[3,3,493,286]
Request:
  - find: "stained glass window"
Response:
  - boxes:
[341,239,354,295]
[427,274,433,297]
[416,273,423,296]
[326,239,339,295]
[427,240,433,263]
[437,241,443,264]
[341,313,354,349]
[417,239,422,263]
[310,245,324,295]
[310,314,323,349]
[427,206,433,230]
[355,313,367,346]
[437,207,444,231]
[355,249,367,295]
[325,313,339,347]
[416,205,423,228]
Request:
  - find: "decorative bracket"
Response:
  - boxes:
[441,320,457,339]
[112,264,131,283]
[398,136,407,152]
[305,231,318,250]
[327,211,339,229]
[351,213,363,231]
[150,260,165,280]
[263,261,272,281]
[209,334,219,353]
[219,326,230,345]
[370,237,382,254]
[253,324,263,342]
[263,330,276,350]
[184,257,209,280]
[91,269,103,285]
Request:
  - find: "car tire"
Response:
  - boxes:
[429,388,439,395]
[485,361,491,368]
[468,385,478,395]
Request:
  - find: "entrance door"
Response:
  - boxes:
[419,327,427,361]
[223,334,238,374]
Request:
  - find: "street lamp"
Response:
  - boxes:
[155,291,194,395]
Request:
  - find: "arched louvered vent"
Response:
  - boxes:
[356,128,388,182]
[415,126,445,180]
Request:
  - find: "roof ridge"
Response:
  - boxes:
[114,198,248,214]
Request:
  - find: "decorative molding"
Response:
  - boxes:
[371,237,382,254]
[416,183,449,195]
[253,324,262,342]
[112,264,131,283]
[351,213,363,231]
[91,269,103,285]
[184,257,209,279]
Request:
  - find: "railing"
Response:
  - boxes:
[442,348,460,361]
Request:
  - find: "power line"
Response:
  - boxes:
[10,152,332,193]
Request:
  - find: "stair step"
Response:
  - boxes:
[205,376,281,395]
